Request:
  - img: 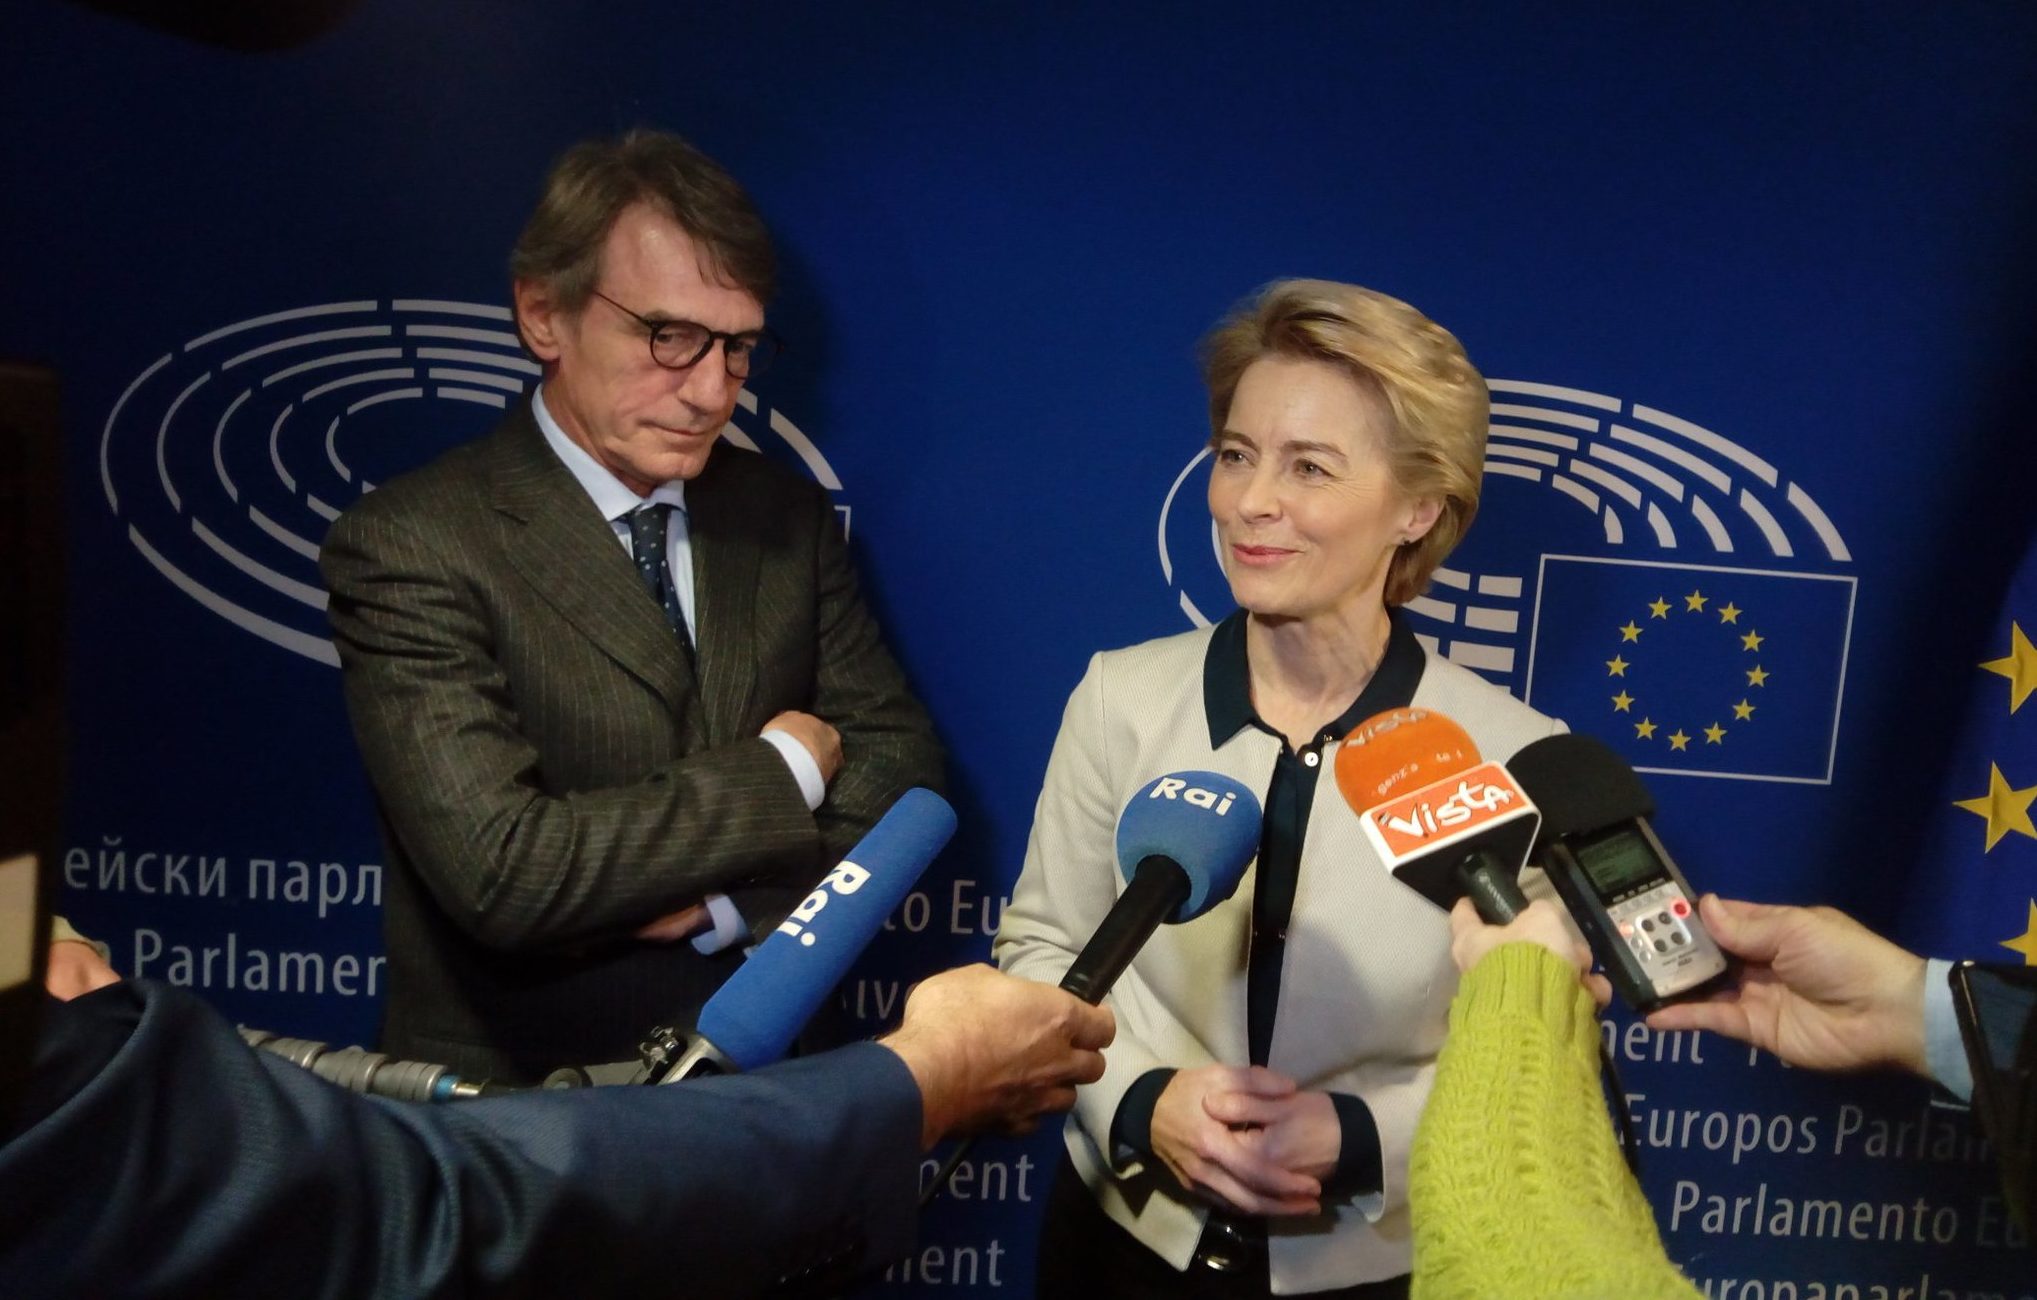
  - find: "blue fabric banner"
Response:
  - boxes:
[1909,536,2037,964]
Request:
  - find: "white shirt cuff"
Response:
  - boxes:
[689,893,749,955]
[1922,957,1973,1103]
[761,728,827,811]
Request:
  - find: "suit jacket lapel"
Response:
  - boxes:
[688,452,762,745]
[487,404,697,719]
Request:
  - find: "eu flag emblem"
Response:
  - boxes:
[1523,555,1856,784]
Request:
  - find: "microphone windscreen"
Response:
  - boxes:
[1507,733,1655,837]
[695,787,956,1071]
[1334,707,1480,812]
[1114,772,1261,922]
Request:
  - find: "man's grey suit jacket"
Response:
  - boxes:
[320,401,943,1080]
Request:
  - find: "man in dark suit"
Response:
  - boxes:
[320,131,943,1081]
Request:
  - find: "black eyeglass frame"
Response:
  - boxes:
[588,288,782,378]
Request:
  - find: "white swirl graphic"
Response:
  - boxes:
[101,299,842,665]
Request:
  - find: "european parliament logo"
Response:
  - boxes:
[97,299,847,667]
[1156,380,1857,785]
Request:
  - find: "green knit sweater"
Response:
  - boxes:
[1410,943,1702,1300]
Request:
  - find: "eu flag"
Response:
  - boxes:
[1906,539,2037,963]
[1522,555,1856,784]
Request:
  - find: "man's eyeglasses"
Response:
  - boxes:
[589,289,782,379]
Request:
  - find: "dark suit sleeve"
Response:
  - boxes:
[726,494,945,938]
[322,499,821,951]
[0,981,923,1299]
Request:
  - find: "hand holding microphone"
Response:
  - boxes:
[639,788,1117,1156]
[1447,897,1612,1008]
[879,964,1115,1148]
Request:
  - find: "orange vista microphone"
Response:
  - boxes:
[1334,707,1540,922]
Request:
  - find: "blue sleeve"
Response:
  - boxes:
[0,980,922,1299]
[1324,1090,1383,1201]
[1923,957,1974,1103]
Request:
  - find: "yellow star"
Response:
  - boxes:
[1684,590,1708,612]
[1703,722,1727,745]
[1732,699,1756,721]
[1741,629,1764,652]
[2001,902,2037,966]
[1611,691,1635,713]
[1619,621,1643,643]
[1648,597,1672,619]
[1746,665,1769,687]
[1954,764,2037,852]
[1606,655,1630,677]
[1981,621,2037,714]
[1668,730,1691,751]
[1718,602,1742,624]
[1635,718,1657,739]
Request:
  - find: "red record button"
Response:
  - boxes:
[1671,899,1690,918]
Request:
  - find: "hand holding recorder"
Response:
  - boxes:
[1642,895,1931,1077]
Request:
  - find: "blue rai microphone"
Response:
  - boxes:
[651,787,956,1083]
[923,771,1261,1208]
[1058,771,1262,1004]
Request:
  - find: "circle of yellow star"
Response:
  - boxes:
[1981,621,2037,714]
[1732,699,1756,721]
[1954,763,2037,852]
[1684,590,1708,612]
[1718,603,1742,624]
[1741,629,1764,652]
[1606,655,1630,677]
[1611,691,1635,713]
[1746,665,1769,687]
[1634,718,1657,739]
[1668,730,1691,751]
[1703,722,1727,745]
[1648,597,1672,620]
[2001,902,2037,966]
[1619,621,1643,643]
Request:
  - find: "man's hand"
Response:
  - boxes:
[1644,894,1929,1077]
[878,965,1112,1149]
[635,903,713,943]
[1449,897,1613,1007]
[47,939,120,1001]
[763,710,842,785]
[1149,1065,1323,1217]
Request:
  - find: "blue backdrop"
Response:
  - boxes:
[10,2,2037,1294]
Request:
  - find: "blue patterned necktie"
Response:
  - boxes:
[627,503,695,664]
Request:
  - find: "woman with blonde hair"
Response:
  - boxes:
[997,279,1565,1297]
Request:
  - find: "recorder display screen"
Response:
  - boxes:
[1575,828,1663,900]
